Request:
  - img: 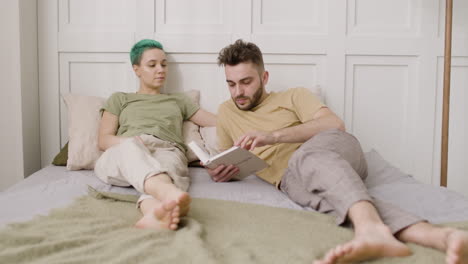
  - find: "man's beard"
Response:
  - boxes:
[232,83,264,111]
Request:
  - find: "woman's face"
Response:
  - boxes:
[133,48,167,89]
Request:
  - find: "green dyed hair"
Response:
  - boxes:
[130,39,164,65]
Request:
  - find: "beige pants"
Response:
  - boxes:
[280,129,423,234]
[95,134,189,204]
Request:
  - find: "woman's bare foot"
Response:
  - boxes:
[175,191,191,216]
[314,225,411,264]
[144,174,192,216]
[135,200,180,230]
[445,228,468,264]
[152,183,191,216]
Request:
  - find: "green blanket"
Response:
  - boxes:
[1,188,467,264]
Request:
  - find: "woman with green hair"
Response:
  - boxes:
[95,39,216,230]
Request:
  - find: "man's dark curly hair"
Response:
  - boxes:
[217,39,265,72]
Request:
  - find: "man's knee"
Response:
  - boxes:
[301,129,359,150]
[287,149,346,186]
[296,129,367,178]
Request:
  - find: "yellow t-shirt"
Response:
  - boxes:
[217,87,325,187]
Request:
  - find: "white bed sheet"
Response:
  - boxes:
[2,150,468,228]
[0,166,303,228]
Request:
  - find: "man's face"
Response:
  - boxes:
[224,62,268,111]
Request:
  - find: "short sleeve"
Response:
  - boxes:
[291,88,325,123]
[177,93,200,120]
[216,105,234,151]
[101,92,125,116]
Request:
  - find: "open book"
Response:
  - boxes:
[188,141,269,180]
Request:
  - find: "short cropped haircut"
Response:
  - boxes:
[217,39,264,72]
[130,39,164,65]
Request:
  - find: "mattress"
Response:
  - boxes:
[2,149,468,228]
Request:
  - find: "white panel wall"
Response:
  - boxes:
[19,0,41,178]
[348,0,421,37]
[0,0,40,190]
[39,0,468,196]
[434,57,468,195]
[345,56,418,175]
[447,62,468,194]
[0,1,24,190]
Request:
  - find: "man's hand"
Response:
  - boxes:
[234,131,277,150]
[204,163,240,182]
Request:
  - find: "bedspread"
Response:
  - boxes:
[1,189,468,264]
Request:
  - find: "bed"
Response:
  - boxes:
[2,146,468,263]
[2,86,468,264]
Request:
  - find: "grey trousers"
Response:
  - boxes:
[280,129,423,234]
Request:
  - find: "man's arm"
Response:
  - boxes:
[236,107,345,150]
[206,107,344,182]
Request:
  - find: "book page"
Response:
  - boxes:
[209,146,239,161]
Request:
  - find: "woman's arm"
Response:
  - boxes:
[189,109,217,127]
[98,111,127,151]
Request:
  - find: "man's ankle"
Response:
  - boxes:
[348,200,386,230]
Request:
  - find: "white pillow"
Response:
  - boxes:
[183,121,204,162]
[181,90,205,163]
[63,94,105,170]
[311,85,325,103]
[62,90,204,170]
[200,126,220,156]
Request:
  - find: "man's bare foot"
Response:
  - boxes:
[445,228,468,264]
[314,225,411,264]
[135,200,180,230]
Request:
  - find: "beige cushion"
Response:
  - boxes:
[181,91,205,162]
[63,94,106,170]
[200,126,220,156]
[183,121,204,162]
[62,90,204,170]
[311,85,324,103]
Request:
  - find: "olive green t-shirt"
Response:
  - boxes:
[102,92,199,152]
[217,87,325,187]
